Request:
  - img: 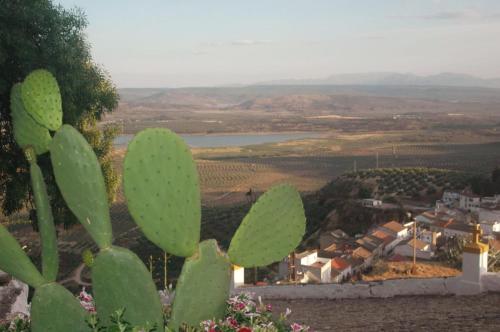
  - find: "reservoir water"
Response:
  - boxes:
[114,132,317,148]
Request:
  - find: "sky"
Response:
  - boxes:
[55,0,500,88]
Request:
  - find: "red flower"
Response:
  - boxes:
[238,328,252,332]
[227,317,239,328]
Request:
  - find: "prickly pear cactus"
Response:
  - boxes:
[228,183,306,267]
[169,240,231,331]
[123,128,201,257]
[31,283,90,332]
[120,128,307,330]
[10,83,51,155]
[0,224,46,288]
[92,246,164,328]
[21,69,62,131]
[29,155,59,281]
[51,124,164,328]
[51,125,112,249]
[0,224,90,332]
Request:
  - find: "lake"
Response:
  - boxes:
[114,132,318,148]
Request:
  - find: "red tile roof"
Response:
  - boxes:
[371,230,397,246]
[381,221,405,233]
[331,257,350,271]
[353,247,372,260]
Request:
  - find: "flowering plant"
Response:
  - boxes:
[194,293,310,332]
[1,291,310,332]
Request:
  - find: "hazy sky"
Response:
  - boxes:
[55,0,500,87]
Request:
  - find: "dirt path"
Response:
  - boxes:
[269,293,500,331]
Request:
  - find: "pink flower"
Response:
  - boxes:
[291,322,310,332]
[226,317,239,328]
[266,304,272,312]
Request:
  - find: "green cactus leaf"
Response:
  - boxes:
[21,69,62,130]
[228,184,306,267]
[92,246,164,328]
[169,240,231,331]
[0,224,45,288]
[123,128,200,257]
[31,283,90,332]
[50,125,112,249]
[30,162,59,282]
[10,83,51,155]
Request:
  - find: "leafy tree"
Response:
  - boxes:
[0,0,120,227]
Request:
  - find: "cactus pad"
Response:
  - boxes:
[123,128,200,257]
[21,69,62,130]
[0,224,45,288]
[51,125,112,249]
[31,283,90,332]
[92,246,163,328]
[228,184,306,267]
[169,240,231,331]
[30,162,59,282]
[10,83,51,155]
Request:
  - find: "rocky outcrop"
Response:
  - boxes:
[0,271,29,323]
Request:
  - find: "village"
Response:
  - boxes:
[230,189,500,287]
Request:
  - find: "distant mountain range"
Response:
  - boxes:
[256,72,500,89]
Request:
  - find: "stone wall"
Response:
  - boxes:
[233,273,500,300]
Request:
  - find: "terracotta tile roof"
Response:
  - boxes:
[371,230,397,246]
[356,235,384,251]
[408,239,429,250]
[433,219,472,233]
[295,250,317,259]
[353,247,373,260]
[381,221,405,233]
[331,257,350,271]
[310,261,325,268]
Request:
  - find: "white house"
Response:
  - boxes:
[459,189,481,212]
[330,257,352,283]
[370,230,399,255]
[430,219,473,238]
[479,220,500,236]
[361,199,382,208]
[442,191,460,207]
[394,239,434,260]
[419,230,441,246]
[286,250,332,283]
[378,221,408,239]
[230,265,245,289]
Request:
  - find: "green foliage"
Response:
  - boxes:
[0,223,45,287]
[0,1,119,223]
[29,159,58,281]
[228,184,305,267]
[0,224,89,332]
[20,69,62,130]
[51,125,163,328]
[92,247,163,328]
[82,248,95,268]
[51,125,113,249]
[10,83,52,155]
[31,283,89,332]
[123,128,201,257]
[78,114,121,204]
[169,240,231,331]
